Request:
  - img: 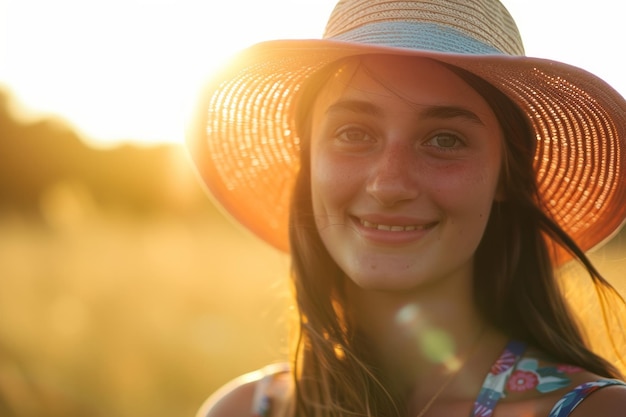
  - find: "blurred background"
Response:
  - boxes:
[0,1,625,416]
[0,91,292,417]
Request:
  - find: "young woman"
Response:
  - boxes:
[187,0,626,416]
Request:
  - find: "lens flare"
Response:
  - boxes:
[396,303,459,369]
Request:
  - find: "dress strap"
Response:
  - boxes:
[472,340,527,416]
[547,379,626,417]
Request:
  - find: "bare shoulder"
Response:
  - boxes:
[196,363,291,417]
[195,371,260,417]
[569,382,626,417]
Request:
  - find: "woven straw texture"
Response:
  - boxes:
[324,0,524,55]
[187,0,626,263]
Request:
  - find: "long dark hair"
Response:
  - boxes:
[450,65,623,377]
[287,56,623,417]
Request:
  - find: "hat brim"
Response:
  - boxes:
[187,39,626,264]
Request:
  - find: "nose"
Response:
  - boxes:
[366,143,419,206]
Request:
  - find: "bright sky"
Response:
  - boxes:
[0,0,623,148]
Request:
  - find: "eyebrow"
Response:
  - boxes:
[420,105,484,125]
[325,99,485,125]
[326,99,382,116]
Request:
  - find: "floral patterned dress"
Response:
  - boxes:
[473,340,626,417]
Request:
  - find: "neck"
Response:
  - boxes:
[345,273,506,405]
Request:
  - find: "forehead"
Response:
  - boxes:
[312,55,495,117]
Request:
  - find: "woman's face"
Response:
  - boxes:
[309,55,504,292]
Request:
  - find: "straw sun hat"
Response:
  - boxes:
[187,0,626,261]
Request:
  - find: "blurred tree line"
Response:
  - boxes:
[0,88,216,219]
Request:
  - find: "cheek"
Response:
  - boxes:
[311,149,361,209]
[311,152,351,228]
[431,163,500,222]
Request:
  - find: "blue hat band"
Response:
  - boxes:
[327,21,505,55]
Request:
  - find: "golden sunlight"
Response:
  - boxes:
[0,0,336,147]
[0,2,625,416]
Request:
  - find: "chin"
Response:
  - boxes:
[345,266,430,293]
[341,254,474,295]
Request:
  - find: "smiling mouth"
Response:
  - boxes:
[359,219,435,232]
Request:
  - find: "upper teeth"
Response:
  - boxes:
[361,220,421,231]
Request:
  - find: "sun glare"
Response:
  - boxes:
[0,0,335,147]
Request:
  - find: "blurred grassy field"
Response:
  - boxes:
[0,152,625,417]
[0,183,291,417]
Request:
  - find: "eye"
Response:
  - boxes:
[424,133,465,149]
[336,127,374,144]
